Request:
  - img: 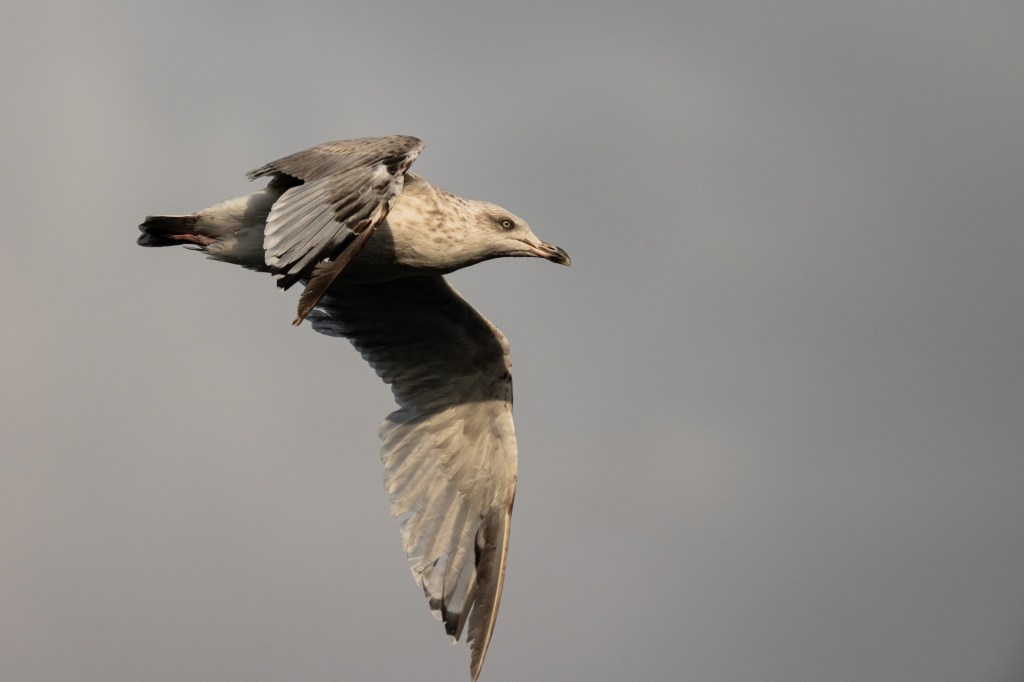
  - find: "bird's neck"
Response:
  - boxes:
[383,176,480,271]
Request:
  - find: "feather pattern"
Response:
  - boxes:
[139,134,571,680]
[248,135,424,318]
[308,275,516,680]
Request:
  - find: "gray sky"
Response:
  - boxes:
[3,2,1023,680]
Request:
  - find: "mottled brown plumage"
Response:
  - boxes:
[138,136,569,681]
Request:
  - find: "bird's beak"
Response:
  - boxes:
[522,239,571,266]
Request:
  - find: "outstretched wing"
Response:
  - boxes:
[247,135,424,324]
[307,275,517,682]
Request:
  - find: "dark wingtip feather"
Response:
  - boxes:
[467,501,514,682]
[290,225,378,326]
[293,259,346,326]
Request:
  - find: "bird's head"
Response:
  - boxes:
[466,202,571,268]
[384,178,570,272]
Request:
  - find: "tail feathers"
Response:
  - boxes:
[138,214,209,247]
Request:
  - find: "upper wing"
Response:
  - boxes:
[307,275,517,682]
[247,135,424,324]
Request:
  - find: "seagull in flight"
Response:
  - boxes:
[137,135,570,680]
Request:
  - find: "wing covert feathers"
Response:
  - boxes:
[248,136,424,323]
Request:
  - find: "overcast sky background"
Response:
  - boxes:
[3,2,1023,681]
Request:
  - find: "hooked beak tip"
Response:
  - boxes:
[551,245,572,267]
[526,240,571,266]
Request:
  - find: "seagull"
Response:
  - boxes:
[137,135,570,680]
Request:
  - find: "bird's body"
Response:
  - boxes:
[137,136,569,681]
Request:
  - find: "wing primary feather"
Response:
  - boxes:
[292,225,378,325]
[469,497,514,682]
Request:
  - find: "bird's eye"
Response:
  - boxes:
[500,218,514,230]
